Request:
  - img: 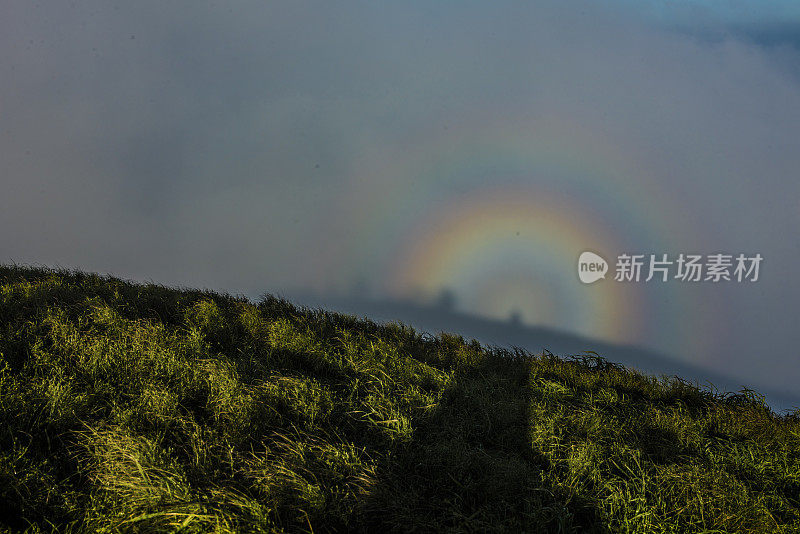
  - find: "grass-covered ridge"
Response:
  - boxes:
[0,265,798,533]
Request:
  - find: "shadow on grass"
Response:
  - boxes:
[359,348,607,533]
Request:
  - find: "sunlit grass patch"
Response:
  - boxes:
[0,264,798,532]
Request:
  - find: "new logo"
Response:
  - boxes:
[578,251,608,284]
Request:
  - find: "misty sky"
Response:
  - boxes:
[2,1,799,396]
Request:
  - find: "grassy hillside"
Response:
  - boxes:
[0,265,798,533]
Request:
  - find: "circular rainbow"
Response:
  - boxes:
[328,110,721,364]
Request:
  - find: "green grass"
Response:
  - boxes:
[0,264,798,533]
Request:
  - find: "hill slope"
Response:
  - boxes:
[288,292,800,412]
[0,265,798,532]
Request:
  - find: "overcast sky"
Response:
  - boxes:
[2,1,799,397]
